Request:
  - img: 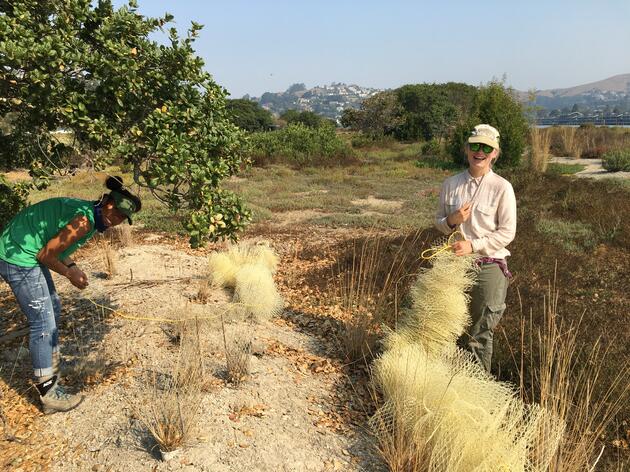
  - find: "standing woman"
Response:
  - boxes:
[435,124,517,373]
[0,176,141,413]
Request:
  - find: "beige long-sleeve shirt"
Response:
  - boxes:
[435,170,517,259]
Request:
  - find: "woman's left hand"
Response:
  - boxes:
[451,240,473,256]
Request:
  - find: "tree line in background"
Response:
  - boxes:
[228,81,530,169]
[341,81,529,168]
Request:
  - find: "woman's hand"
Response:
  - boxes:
[451,240,473,256]
[447,202,472,227]
[66,265,89,289]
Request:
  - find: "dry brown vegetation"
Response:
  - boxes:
[529,127,551,171]
[547,125,630,158]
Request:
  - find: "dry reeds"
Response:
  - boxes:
[559,126,582,158]
[529,127,551,172]
[221,315,252,386]
[137,323,204,455]
[516,282,630,471]
[333,231,427,361]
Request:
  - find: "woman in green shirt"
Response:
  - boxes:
[0,176,141,414]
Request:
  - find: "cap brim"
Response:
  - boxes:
[469,136,499,149]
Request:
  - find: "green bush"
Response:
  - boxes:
[602,149,630,172]
[248,123,354,167]
[0,176,29,230]
[448,82,529,168]
[420,139,442,156]
[349,133,396,149]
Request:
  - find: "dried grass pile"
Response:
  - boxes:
[208,242,283,321]
[372,251,565,471]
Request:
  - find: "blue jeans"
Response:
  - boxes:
[0,259,61,378]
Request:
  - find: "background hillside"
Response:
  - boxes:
[248,74,630,120]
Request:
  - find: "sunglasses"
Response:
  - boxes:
[469,142,494,153]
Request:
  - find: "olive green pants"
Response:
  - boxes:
[463,263,509,373]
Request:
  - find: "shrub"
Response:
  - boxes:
[448,82,529,168]
[420,139,441,157]
[602,148,630,172]
[248,123,354,167]
[580,146,608,159]
[0,177,29,230]
[350,133,396,149]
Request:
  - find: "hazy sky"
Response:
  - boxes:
[111,0,630,98]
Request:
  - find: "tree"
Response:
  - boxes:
[226,99,273,132]
[280,109,329,128]
[286,83,306,94]
[395,84,460,141]
[0,0,249,246]
[448,81,529,168]
[340,90,403,136]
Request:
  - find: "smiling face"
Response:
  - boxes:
[101,199,128,228]
[466,143,499,176]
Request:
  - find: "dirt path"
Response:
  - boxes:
[0,230,383,471]
[550,156,630,179]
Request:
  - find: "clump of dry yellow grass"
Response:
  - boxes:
[372,251,565,471]
[383,251,477,356]
[530,126,551,172]
[100,240,118,279]
[208,242,283,321]
[208,242,279,288]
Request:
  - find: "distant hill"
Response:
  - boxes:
[249,74,630,120]
[526,73,630,111]
[535,74,630,97]
[248,83,382,121]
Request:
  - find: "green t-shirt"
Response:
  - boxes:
[0,198,96,267]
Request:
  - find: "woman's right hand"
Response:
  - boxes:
[67,266,89,289]
[447,202,472,227]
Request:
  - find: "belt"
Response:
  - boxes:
[475,257,512,278]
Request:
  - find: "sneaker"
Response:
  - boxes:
[40,378,84,415]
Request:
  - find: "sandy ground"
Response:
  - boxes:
[1,232,383,471]
[550,156,630,179]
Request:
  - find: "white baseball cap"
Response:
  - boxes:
[468,124,500,149]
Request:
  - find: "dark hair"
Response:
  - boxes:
[104,176,142,212]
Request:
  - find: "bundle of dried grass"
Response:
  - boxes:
[137,332,204,455]
[373,343,564,471]
[108,224,133,247]
[208,242,283,321]
[383,251,477,356]
[208,242,279,288]
[100,240,118,279]
[372,250,565,472]
[233,263,284,321]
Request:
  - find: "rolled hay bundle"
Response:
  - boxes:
[209,242,279,288]
[373,343,564,471]
[383,251,477,356]
[233,263,284,321]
